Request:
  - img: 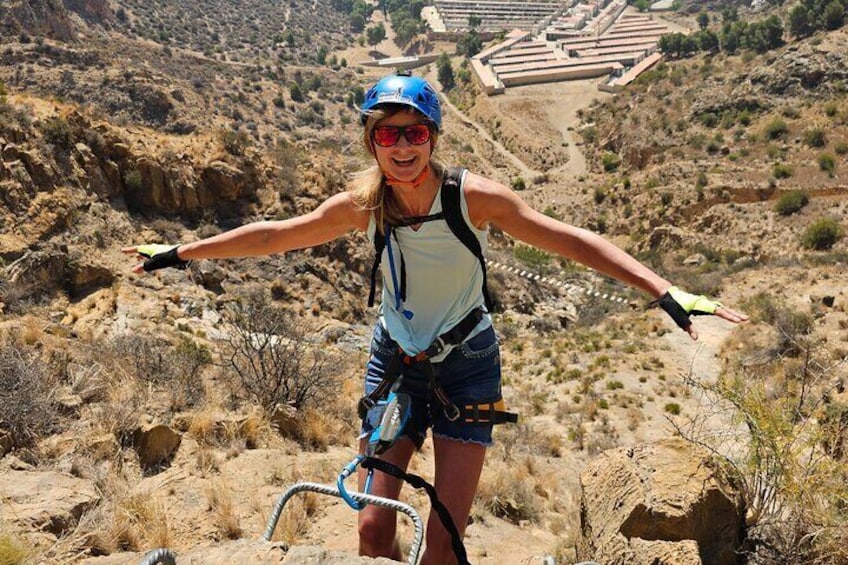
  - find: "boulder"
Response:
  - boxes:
[0,470,99,536]
[73,142,119,198]
[66,259,115,297]
[201,160,248,203]
[577,437,745,565]
[3,250,67,302]
[132,421,181,471]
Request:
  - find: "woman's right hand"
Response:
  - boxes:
[122,244,188,274]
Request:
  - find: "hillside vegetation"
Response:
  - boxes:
[1,1,847,564]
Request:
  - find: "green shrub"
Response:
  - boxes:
[772,163,794,179]
[774,190,808,215]
[514,244,552,271]
[764,117,789,140]
[124,168,143,192]
[803,127,827,147]
[220,129,251,156]
[818,153,837,175]
[699,112,719,127]
[601,152,620,172]
[39,116,73,149]
[511,176,526,191]
[824,102,839,117]
[593,186,606,204]
[835,142,848,155]
[664,402,681,415]
[801,218,841,250]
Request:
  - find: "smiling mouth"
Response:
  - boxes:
[392,156,416,166]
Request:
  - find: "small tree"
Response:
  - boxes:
[789,5,813,38]
[220,290,342,412]
[697,11,710,30]
[823,1,845,30]
[289,82,304,103]
[366,23,386,46]
[436,53,455,90]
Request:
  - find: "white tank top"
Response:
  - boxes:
[367,170,492,360]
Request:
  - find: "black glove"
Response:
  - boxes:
[137,244,189,272]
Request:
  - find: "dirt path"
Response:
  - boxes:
[427,67,539,180]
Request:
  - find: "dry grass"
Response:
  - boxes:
[0,527,32,565]
[269,493,320,545]
[205,480,243,540]
[474,457,542,524]
[80,488,172,555]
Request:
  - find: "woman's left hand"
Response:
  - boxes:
[656,286,748,340]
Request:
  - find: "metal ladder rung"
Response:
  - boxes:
[263,481,424,565]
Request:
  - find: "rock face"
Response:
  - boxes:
[0,470,99,536]
[132,421,182,471]
[577,437,745,565]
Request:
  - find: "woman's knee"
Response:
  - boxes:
[358,510,397,551]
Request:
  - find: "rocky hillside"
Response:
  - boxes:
[1,2,848,565]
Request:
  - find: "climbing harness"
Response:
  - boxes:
[357,307,517,427]
[368,167,494,313]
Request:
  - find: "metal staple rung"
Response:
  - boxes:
[263,482,424,565]
[139,548,177,565]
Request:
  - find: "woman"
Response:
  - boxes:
[125,73,747,564]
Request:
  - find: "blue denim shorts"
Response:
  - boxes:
[360,323,502,448]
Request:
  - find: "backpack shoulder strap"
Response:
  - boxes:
[440,167,494,311]
[368,223,386,307]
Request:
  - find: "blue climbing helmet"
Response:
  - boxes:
[360,73,441,130]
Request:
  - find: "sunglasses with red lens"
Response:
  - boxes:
[372,124,432,147]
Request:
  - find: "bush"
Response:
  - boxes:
[0,339,59,449]
[801,218,841,251]
[220,289,343,412]
[39,116,74,149]
[818,153,837,175]
[803,127,827,147]
[699,112,719,128]
[101,334,211,409]
[220,129,251,156]
[513,244,552,272]
[774,190,808,215]
[772,163,794,180]
[511,176,526,191]
[764,117,789,140]
[664,402,681,415]
[601,152,620,172]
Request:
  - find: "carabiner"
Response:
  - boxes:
[337,455,373,511]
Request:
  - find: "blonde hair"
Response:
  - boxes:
[349,107,443,234]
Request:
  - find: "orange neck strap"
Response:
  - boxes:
[384,164,431,189]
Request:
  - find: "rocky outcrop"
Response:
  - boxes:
[63,0,115,26]
[1,246,115,303]
[0,0,76,42]
[132,418,182,471]
[748,44,848,96]
[577,437,746,565]
[0,470,99,536]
